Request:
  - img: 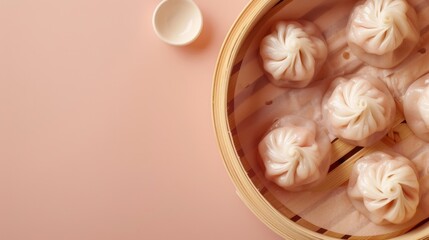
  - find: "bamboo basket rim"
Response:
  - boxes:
[211,0,429,239]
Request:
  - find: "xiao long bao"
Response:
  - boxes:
[347,0,419,68]
[404,74,429,142]
[347,151,420,225]
[323,75,396,147]
[259,21,328,88]
[258,116,331,191]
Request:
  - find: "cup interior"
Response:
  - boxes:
[152,0,203,45]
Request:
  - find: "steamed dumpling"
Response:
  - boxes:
[323,75,396,146]
[260,21,328,88]
[404,74,429,141]
[348,151,420,225]
[258,116,331,191]
[347,0,419,68]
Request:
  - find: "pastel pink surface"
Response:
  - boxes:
[0,0,280,239]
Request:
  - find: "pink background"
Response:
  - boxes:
[0,0,280,239]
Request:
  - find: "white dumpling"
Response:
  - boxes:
[323,75,396,146]
[347,0,419,68]
[260,21,328,88]
[258,116,331,191]
[348,151,420,225]
[404,74,429,141]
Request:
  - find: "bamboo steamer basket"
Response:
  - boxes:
[212,0,429,239]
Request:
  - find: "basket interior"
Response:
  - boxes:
[225,0,429,239]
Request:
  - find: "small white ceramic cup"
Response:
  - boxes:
[152,0,203,46]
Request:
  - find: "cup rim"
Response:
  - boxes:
[152,0,203,46]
